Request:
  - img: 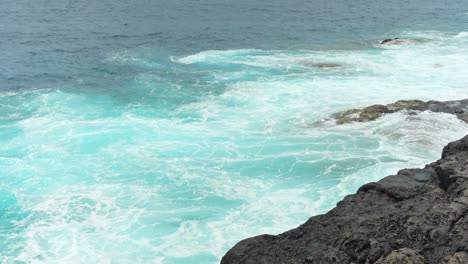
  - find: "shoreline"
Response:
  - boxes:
[222,101,468,264]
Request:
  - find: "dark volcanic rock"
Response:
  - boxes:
[381,38,397,44]
[331,99,468,125]
[222,135,468,264]
[380,38,426,45]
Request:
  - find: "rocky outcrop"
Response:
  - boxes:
[222,135,468,264]
[331,99,468,124]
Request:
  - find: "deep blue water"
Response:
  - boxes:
[1,0,468,263]
[2,0,468,90]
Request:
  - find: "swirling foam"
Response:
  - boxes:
[1,30,468,263]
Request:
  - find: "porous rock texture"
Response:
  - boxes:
[222,135,468,264]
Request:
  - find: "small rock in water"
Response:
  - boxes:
[381,38,400,44]
[296,60,342,68]
[310,63,342,68]
[380,38,426,45]
[332,104,390,124]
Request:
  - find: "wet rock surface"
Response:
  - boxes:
[331,99,468,125]
[222,135,468,264]
[380,38,426,45]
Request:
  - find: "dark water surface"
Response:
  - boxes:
[1,0,467,90]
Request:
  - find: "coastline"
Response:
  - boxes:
[222,102,468,264]
[2,0,468,260]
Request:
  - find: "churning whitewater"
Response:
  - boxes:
[0,30,467,263]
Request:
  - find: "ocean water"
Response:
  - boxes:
[1,0,468,263]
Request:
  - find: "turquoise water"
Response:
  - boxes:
[1,0,468,263]
[1,31,468,263]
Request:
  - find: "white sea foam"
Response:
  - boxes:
[455,32,468,38]
[172,49,262,65]
[1,30,468,263]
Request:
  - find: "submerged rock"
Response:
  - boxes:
[296,60,342,69]
[222,135,468,264]
[381,38,398,44]
[309,63,342,68]
[331,99,468,125]
[380,38,426,45]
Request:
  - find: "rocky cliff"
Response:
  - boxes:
[222,135,468,264]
